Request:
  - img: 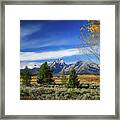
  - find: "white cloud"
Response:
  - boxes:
[20,62,43,69]
[21,24,43,38]
[20,47,96,61]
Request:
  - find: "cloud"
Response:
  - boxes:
[20,47,98,61]
[21,33,80,50]
[20,24,43,38]
[20,62,43,69]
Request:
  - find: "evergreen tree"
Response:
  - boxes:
[37,62,54,85]
[68,68,79,88]
[21,66,31,86]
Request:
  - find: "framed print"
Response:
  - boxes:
[0,0,120,119]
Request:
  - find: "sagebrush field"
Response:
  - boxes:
[20,75,100,100]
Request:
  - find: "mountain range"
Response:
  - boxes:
[21,59,100,75]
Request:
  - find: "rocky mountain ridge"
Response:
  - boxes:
[21,59,100,75]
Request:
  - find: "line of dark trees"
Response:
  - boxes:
[20,62,79,88]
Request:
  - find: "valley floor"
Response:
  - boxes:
[20,75,100,100]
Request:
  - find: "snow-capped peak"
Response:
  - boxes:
[54,59,65,64]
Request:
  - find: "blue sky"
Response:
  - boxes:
[20,20,100,69]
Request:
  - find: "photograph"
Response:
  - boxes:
[20,20,100,100]
[1,0,119,118]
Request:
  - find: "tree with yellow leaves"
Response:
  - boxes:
[79,20,100,62]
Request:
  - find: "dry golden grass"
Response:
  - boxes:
[77,75,100,85]
[52,74,100,85]
[21,74,100,85]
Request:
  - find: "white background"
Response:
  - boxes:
[5,5,115,115]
